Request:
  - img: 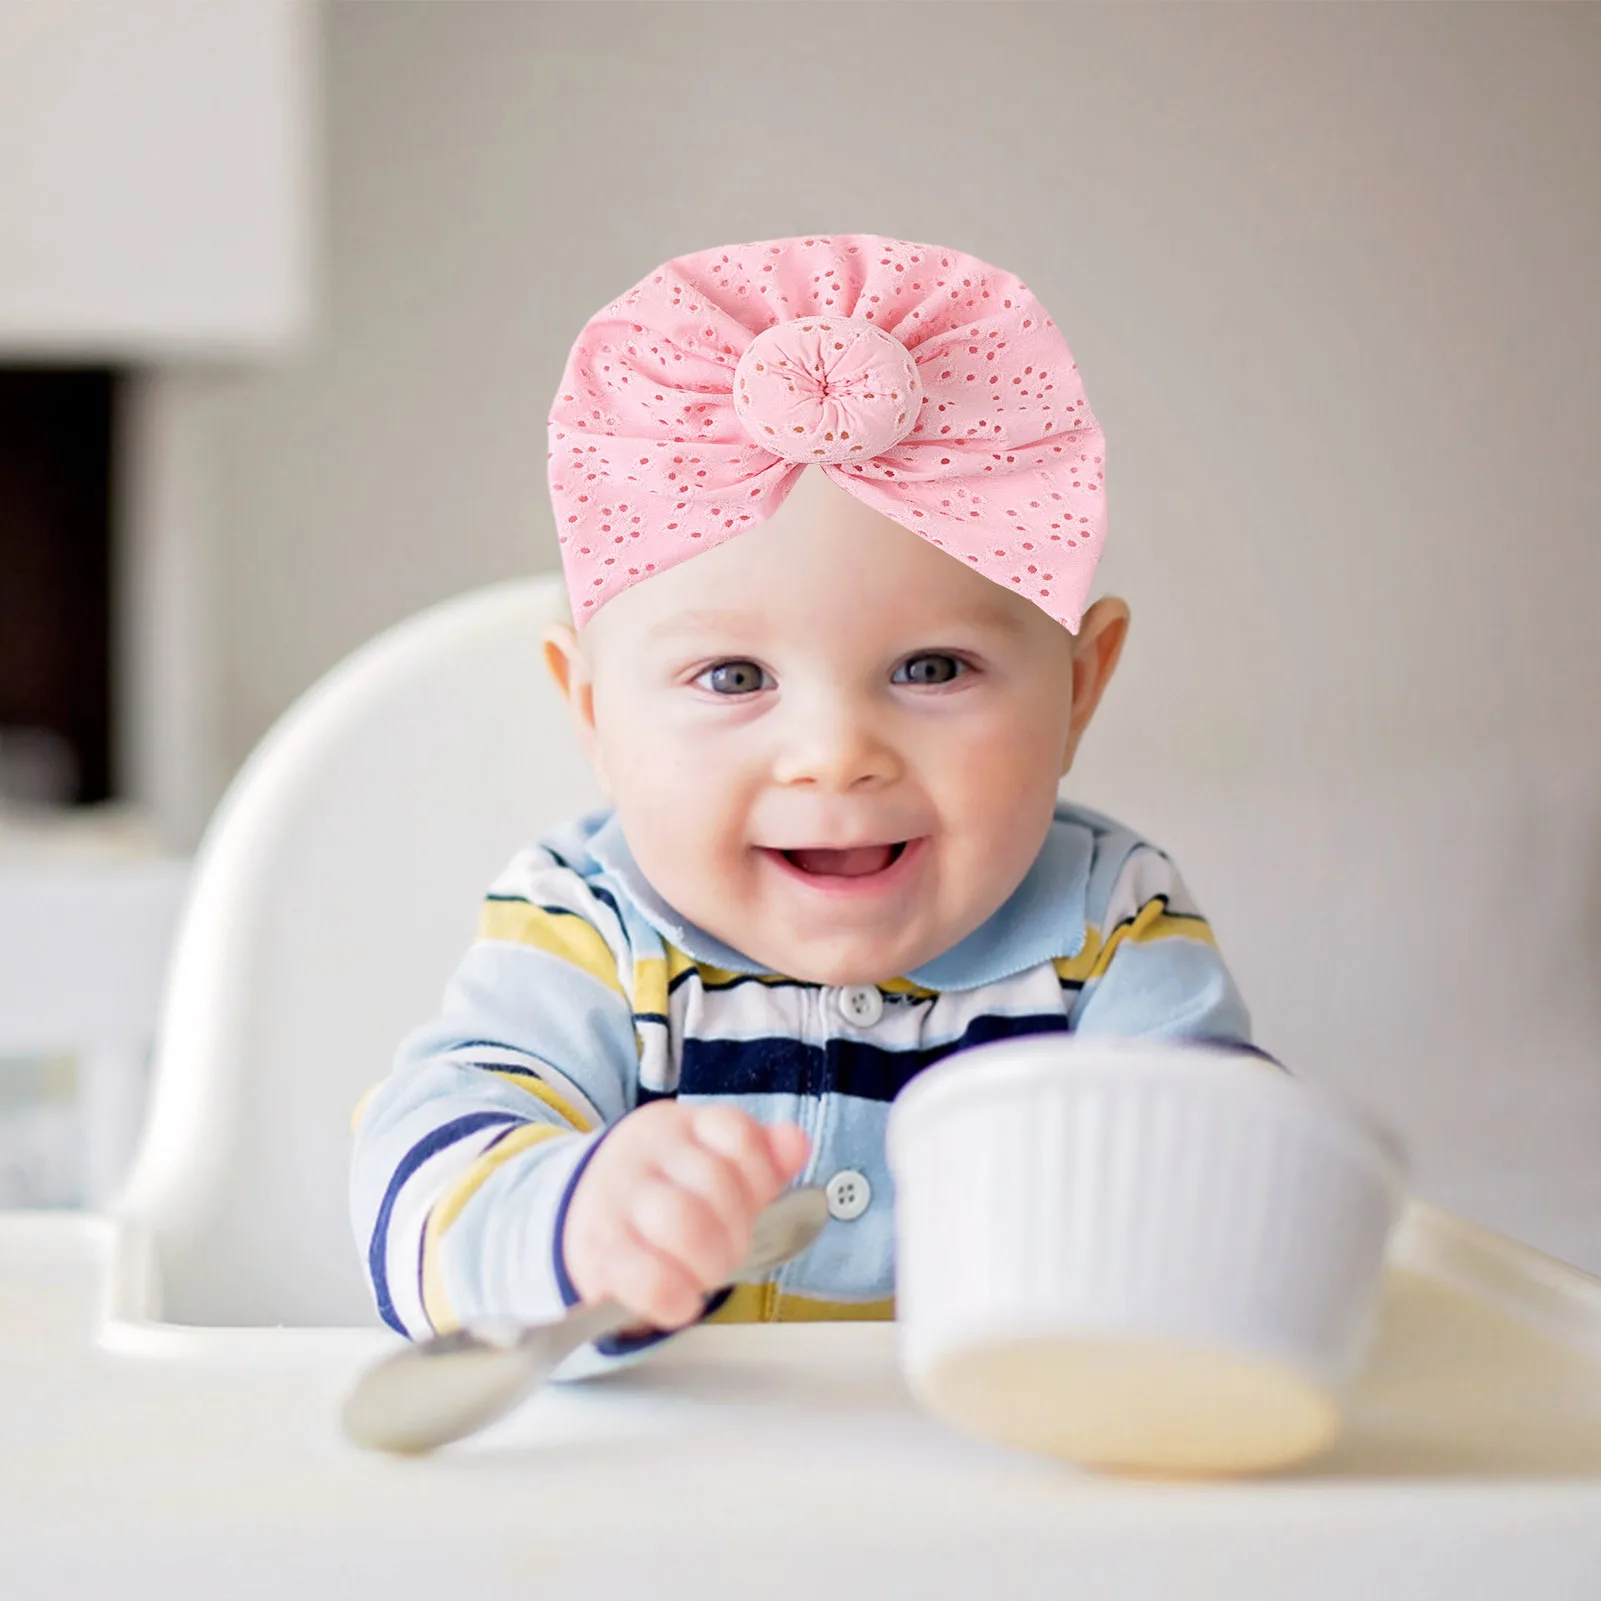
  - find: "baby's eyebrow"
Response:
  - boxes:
[957,601,1031,637]
[645,609,762,644]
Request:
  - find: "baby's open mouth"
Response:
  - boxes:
[781,842,908,878]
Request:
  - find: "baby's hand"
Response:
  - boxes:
[561,1102,811,1331]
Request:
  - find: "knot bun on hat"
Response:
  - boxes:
[733,317,924,466]
[548,234,1106,629]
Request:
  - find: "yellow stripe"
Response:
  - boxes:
[419,1122,566,1332]
[705,1285,895,1324]
[484,1070,595,1132]
[878,976,937,999]
[633,953,671,1019]
[479,900,624,997]
[350,1082,379,1133]
[693,962,796,990]
[647,948,804,995]
[1053,899,1216,985]
[645,948,934,1005]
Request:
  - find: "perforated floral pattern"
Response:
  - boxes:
[548,234,1106,629]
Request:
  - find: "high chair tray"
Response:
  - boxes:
[1,1200,1599,1599]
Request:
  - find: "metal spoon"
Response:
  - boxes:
[342,1184,830,1454]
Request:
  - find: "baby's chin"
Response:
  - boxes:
[729,917,950,988]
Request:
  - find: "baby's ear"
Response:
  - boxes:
[1060,597,1131,774]
[541,621,605,779]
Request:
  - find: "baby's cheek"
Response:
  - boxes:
[942,712,1064,809]
[600,717,703,818]
[935,723,1062,887]
[614,767,753,921]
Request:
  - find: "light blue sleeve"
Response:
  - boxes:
[348,850,645,1362]
[1067,843,1255,1046]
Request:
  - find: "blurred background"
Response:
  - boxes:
[0,2,1596,1264]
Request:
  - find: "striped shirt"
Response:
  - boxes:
[350,801,1252,1362]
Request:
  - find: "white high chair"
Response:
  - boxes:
[115,575,600,1327]
[11,577,1601,1596]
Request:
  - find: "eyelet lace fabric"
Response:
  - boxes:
[548,234,1106,629]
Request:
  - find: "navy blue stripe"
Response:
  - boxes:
[483,895,593,923]
[585,882,624,920]
[464,1059,585,1104]
[464,1059,543,1078]
[1104,893,1210,939]
[367,1111,522,1336]
[678,1013,1068,1103]
[414,1120,534,1330]
[485,881,625,921]
[668,967,807,996]
[531,845,617,909]
[633,1011,670,1027]
[665,968,937,1005]
[1052,896,1210,993]
[525,846,625,922]
[549,1119,680,1357]
[460,1061,599,1125]
[551,1130,610,1309]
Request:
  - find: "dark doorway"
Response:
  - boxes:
[0,368,117,805]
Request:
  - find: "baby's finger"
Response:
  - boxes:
[604,1226,707,1330]
[658,1138,762,1246]
[629,1174,743,1290]
[763,1121,811,1181]
[689,1105,789,1207]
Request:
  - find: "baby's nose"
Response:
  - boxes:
[771,705,902,792]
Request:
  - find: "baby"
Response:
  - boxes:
[350,235,1255,1359]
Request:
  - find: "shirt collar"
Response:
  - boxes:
[585,804,1092,993]
[587,810,768,976]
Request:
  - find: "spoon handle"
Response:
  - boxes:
[526,1296,633,1363]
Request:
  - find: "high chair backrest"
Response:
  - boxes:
[118,577,601,1327]
[115,575,1601,1325]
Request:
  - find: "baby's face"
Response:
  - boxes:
[551,470,1110,985]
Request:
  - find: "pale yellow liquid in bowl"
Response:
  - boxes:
[916,1335,1342,1477]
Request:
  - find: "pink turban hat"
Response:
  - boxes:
[548,234,1106,630]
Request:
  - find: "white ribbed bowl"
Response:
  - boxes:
[886,1038,1407,1475]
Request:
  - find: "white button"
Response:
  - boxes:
[837,985,884,1027]
[825,1169,872,1221]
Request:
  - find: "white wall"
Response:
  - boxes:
[0,0,314,840]
[197,4,1601,1259]
[208,1,1600,787]
[0,0,312,355]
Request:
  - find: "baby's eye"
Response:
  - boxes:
[893,653,965,686]
[697,660,771,695]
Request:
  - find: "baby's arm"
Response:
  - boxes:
[1067,843,1258,1047]
[349,854,803,1353]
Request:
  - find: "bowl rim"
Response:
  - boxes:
[885,1035,1408,1179]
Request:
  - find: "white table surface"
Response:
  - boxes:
[4,1212,1601,1601]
